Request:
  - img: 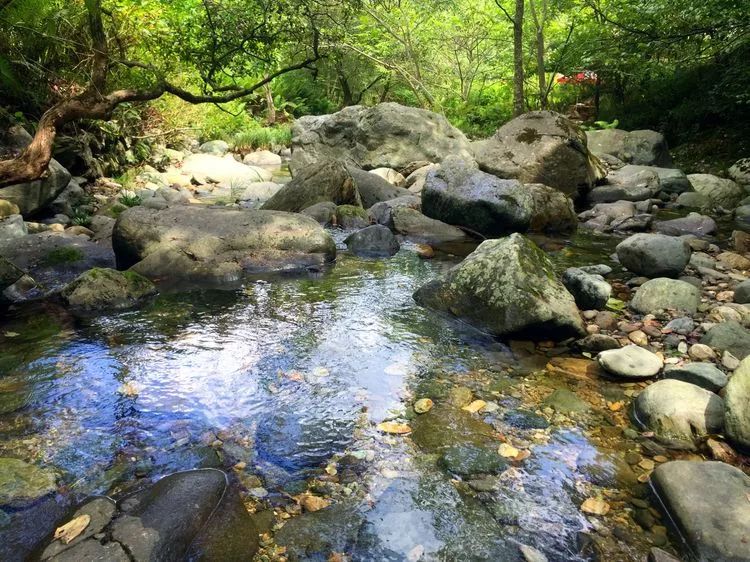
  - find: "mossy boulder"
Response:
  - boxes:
[0,458,57,506]
[61,268,157,311]
[335,204,369,229]
[414,233,585,340]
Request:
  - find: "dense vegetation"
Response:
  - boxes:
[1,0,748,180]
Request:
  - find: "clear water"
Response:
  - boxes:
[0,230,656,561]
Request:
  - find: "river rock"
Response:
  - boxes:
[368,167,405,186]
[630,278,700,314]
[724,357,750,449]
[624,165,690,194]
[585,129,672,167]
[368,196,421,229]
[404,163,438,194]
[734,280,750,304]
[421,157,533,236]
[0,255,24,297]
[0,458,57,506]
[243,149,282,169]
[651,461,750,561]
[0,214,27,243]
[347,166,412,208]
[411,405,497,452]
[41,497,117,559]
[588,165,660,203]
[654,213,717,237]
[676,191,710,209]
[345,225,400,258]
[301,201,337,225]
[526,183,578,233]
[199,139,230,155]
[112,206,335,284]
[109,469,258,560]
[391,207,471,248]
[729,158,750,187]
[663,363,728,392]
[439,445,508,476]
[473,111,604,196]
[61,268,156,311]
[335,205,369,229]
[632,379,724,448]
[597,345,663,378]
[182,153,271,185]
[578,200,635,230]
[616,233,691,277]
[702,321,750,359]
[561,267,611,310]
[687,174,745,209]
[290,102,472,173]
[413,233,585,340]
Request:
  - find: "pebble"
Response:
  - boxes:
[628,330,649,346]
[413,398,433,414]
[723,351,740,370]
[688,343,716,360]
[598,345,663,378]
[581,497,610,515]
[519,544,548,562]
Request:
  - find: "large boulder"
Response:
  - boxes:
[724,357,750,449]
[413,233,585,340]
[729,158,750,188]
[473,111,604,196]
[391,207,471,249]
[585,128,672,167]
[616,233,691,277]
[653,213,717,237]
[345,225,400,258]
[588,165,660,203]
[290,102,472,174]
[623,165,690,194]
[702,321,750,360]
[112,206,336,284]
[61,268,156,311]
[347,165,412,208]
[368,195,421,229]
[630,278,701,314]
[525,182,578,233]
[261,160,362,212]
[632,379,725,449]
[687,173,745,209]
[181,153,272,185]
[651,461,750,561]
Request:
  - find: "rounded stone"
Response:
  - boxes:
[598,345,663,378]
[616,233,690,278]
[630,278,700,315]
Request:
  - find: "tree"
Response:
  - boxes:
[496,0,525,116]
[0,0,329,187]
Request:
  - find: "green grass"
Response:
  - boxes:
[231,125,292,152]
[42,246,84,266]
[119,194,142,207]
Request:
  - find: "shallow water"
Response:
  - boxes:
[0,229,660,560]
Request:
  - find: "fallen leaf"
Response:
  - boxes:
[54,514,90,544]
[638,459,655,470]
[376,421,411,434]
[653,455,668,463]
[608,401,624,412]
[498,443,520,458]
[462,400,487,414]
[637,473,651,483]
[581,497,610,516]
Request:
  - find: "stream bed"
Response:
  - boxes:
[0,229,677,561]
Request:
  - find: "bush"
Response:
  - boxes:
[231,125,292,152]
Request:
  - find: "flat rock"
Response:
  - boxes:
[663,363,728,393]
[182,153,271,184]
[630,278,700,314]
[651,461,750,561]
[598,345,663,378]
[41,497,117,559]
[654,213,717,237]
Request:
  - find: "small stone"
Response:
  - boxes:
[447,386,474,407]
[413,398,434,414]
[462,400,487,414]
[598,345,663,378]
[677,342,688,354]
[723,351,740,370]
[581,497,610,515]
[628,330,649,346]
[688,344,715,361]
[376,422,411,434]
[519,544,548,562]
[300,494,330,513]
[498,443,520,458]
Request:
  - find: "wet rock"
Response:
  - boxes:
[411,405,497,452]
[291,103,472,173]
[439,444,508,476]
[598,345,663,379]
[663,363,728,392]
[543,388,590,413]
[561,267,611,310]
[651,460,750,561]
[391,207,472,248]
[474,111,604,196]
[734,280,750,304]
[630,278,700,315]
[345,225,400,258]
[687,174,745,209]
[301,201,337,225]
[503,409,549,429]
[654,213,717,237]
[702,321,750,359]
[519,544,549,562]
[616,233,691,278]
[199,139,229,155]
[589,165,660,203]
[447,386,474,407]
[421,156,533,236]
[632,380,724,449]
[335,204,369,229]
[586,128,672,167]
[724,357,750,449]
[61,268,156,311]
[262,160,362,212]
[41,497,116,559]
[243,149,282,169]
[367,195,421,228]
[414,234,584,340]
[47,540,129,561]
[111,469,258,560]
[113,206,335,284]
[0,458,57,506]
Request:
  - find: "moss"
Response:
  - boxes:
[106,203,128,218]
[42,246,84,266]
[516,127,542,144]
[122,269,154,290]
[335,204,367,219]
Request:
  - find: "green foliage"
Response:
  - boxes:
[70,209,92,227]
[231,126,292,152]
[42,247,84,266]
[119,193,142,207]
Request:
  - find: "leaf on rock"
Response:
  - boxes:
[54,514,91,544]
[377,422,411,434]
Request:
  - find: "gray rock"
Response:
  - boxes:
[729,158,750,187]
[578,334,621,352]
[724,357,750,449]
[665,316,695,335]
[525,182,578,233]
[561,267,611,310]
[301,201,337,225]
[61,268,156,311]
[474,111,604,196]
[702,321,750,359]
[588,165,661,203]
[633,380,724,448]
[579,264,612,276]
[347,165,412,208]
[598,345,663,378]
[734,279,750,304]
[112,206,335,284]
[651,461,750,561]
[261,161,362,212]
[654,213,717,237]
[0,160,71,217]
[630,278,701,314]
[0,256,24,298]
[623,165,690,194]
[391,207,471,248]
[404,163,438,194]
[586,128,672,167]
[439,444,508,476]
[663,363,728,392]
[48,540,129,561]
[413,233,585,340]
[421,156,533,236]
[676,191,710,209]
[335,204,369,229]
[579,200,635,230]
[368,167,405,186]
[182,153,271,184]
[290,102,472,174]
[690,252,717,270]
[199,139,229,155]
[345,225,400,258]
[544,388,591,413]
[367,195,421,229]
[41,497,116,559]
[243,149,282,169]
[238,181,282,202]
[616,233,691,277]
[0,214,27,242]
[687,174,744,209]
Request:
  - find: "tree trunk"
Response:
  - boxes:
[264,79,276,125]
[529,0,547,110]
[512,0,525,116]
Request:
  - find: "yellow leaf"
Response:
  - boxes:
[377,422,411,434]
[54,514,90,544]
